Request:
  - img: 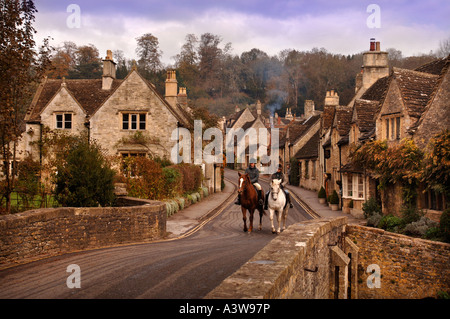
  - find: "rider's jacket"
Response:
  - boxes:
[245,166,260,184]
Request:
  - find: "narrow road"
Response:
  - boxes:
[0,169,312,299]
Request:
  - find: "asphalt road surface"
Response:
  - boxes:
[0,169,312,299]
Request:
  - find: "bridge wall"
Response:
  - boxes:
[206,217,354,299]
[207,217,450,299]
[0,200,166,270]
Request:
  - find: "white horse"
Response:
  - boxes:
[268,179,289,234]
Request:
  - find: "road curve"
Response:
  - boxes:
[0,169,311,299]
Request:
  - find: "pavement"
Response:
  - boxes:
[165,171,366,239]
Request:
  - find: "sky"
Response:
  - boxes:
[33,0,450,65]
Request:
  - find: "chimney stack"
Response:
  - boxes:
[324,90,339,106]
[256,100,262,115]
[102,50,116,90]
[177,87,188,108]
[361,38,389,89]
[304,100,316,117]
[165,70,178,107]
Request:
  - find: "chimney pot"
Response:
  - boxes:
[370,38,376,51]
[375,41,380,51]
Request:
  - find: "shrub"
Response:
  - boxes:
[171,163,203,194]
[329,190,339,205]
[367,213,383,227]
[440,208,450,243]
[362,197,381,219]
[403,216,438,237]
[55,138,115,207]
[125,157,165,200]
[401,206,424,226]
[165,200,179,217]
[162,166,182,198]
[378,214,403,232]
[318,187,326,199]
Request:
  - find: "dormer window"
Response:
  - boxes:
[55,113,72,129]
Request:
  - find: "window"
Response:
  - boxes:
[312,160,316,178]
[122,113,146,130]
[56,113,72,129]
[396,117,401,139]
[343,173,365,200]
[384,116,401,140]
[385,119,389,139]
[346,174,353,197]
[304,160,309,178]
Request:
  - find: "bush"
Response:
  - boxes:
[367,213,383,227]
[318,187,326,199]
[162,166,182,198]
[403,216,438,237]
[349,200,354,208]
[125,157,165,200]
[363,197,381,219]
[378,214,403,232]
[171,163,203,194]
[55,138,116,207]
[329,190,339,205]
[401,206,424,226]
[440,208,450,243]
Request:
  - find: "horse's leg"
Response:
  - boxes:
[258,208,263,231]
[282,207,288,231]
[242,207,248,232]
[277,209,282,234]
[248,209,254,233]
[269,208,276,233]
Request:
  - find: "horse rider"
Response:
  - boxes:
[235,159,264,206]
[264,164,293,209]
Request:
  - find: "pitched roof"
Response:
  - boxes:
[295,130,320,159]
[360,75,390,103]
[391,67,439,119]
[26,78,123,122]
[414,56,449,75]
[334,106,353,137]
[321,105,336,132]
[25,71,192,128]
[353,99,381,133]
[280,114,321,146]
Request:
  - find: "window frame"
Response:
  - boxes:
[55,113,73,130]
[343,173,365,200]
[121,112,147,131]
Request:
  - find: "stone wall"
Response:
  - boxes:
[346,224,450,299]
[0,201,166,270]
[206,217,352,299]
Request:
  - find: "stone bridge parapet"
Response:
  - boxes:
[0,199,166,270]
[206,216,356,299]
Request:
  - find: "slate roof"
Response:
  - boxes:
[279,114,321,146]
[334,106,353,137]
[321,105,336,132]
[353,99,381,133]
[360,75,390,103]
[295,130,320,159]
[26,78,123,122]
[25,72,193,128]
[414,56,449,75]
[391,67,439,119]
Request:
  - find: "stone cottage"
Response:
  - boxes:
[20,50,194,175]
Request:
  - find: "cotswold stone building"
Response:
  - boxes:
[21,50,192,167]
[319,39,449,218]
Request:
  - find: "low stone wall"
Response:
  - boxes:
[346,224,450,299]
[0,200,166,270]
[206,217,349,299]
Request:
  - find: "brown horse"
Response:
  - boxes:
[237,172,265,233]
